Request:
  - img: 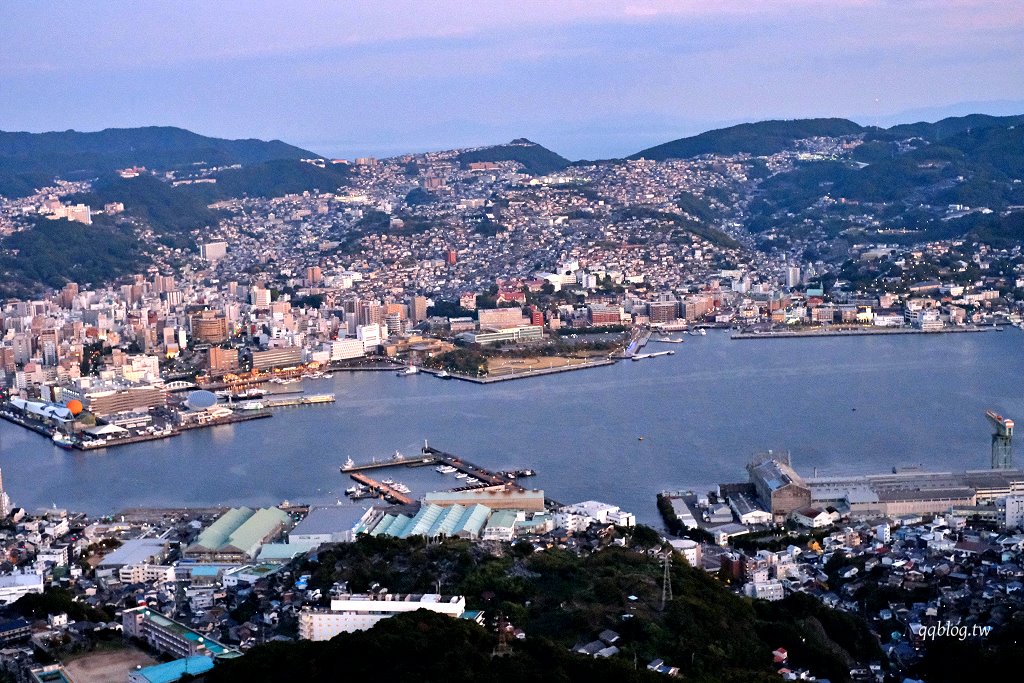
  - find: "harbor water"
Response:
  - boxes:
[1,329,1022,525]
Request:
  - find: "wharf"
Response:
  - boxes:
[731,325,996,340]
[74,430,180,450]
[441,358,617,384]
[261,394,335,408]
[341,446,527,492]
[619,329,653,358]
[348,472,414,505]
[422,446,524,490]
[175,411,272,431]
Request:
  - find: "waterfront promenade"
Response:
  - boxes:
[731,325,997,339]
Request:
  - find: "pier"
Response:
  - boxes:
[422,446,524,490]
[348,473,414,505]
[340,445,529,492]
[260,393,335,408]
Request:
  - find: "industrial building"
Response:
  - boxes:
[368,503,491,540]
[808,468,1024,517]
[185,507,292,562]
[746,456,812,521]
[423,487,546,511]
[288,505,375,545]
[298,593,469,641]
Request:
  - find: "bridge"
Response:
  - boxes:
[164,380,198,392]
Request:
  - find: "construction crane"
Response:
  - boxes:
[986,410,1014,469]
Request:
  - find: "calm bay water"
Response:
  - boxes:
[1,329,1022,525]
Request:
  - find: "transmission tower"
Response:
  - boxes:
[660,551,673,611]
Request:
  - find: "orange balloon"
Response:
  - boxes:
[66,400,84,416]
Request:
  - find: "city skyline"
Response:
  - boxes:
[3,1,1023,159]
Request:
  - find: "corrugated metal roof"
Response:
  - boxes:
[189,507,254,552]
[221,507,290,554]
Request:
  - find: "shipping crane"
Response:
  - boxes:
[986,410,1014,469]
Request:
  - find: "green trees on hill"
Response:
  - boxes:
[457,140,570,175]
[0,217,148,296]
[281,535,880,682]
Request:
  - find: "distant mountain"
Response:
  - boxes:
[630,118,865,160]
[869,113,1024,142]
[0,126,319,195]
[457,139,570,175]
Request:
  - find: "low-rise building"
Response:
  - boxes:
[298,593,470,641]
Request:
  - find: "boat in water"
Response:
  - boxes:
[52,432,75,450]
[342,456,356,470]
[397,365,419,377]
[436,370,451,379]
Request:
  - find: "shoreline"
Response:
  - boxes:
[731,325,1000,340]
[425,358,618,384]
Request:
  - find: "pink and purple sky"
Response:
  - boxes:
[3,1,1022,158]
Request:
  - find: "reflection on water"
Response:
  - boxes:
[1,329,1022,524]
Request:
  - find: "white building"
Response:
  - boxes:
[119,564,176,584]
[744,579,785,601]
[668,539,702,567]
[0,572,44,605]
[200,241,228,261]
[325,339,365,362]
[357,324,382,352]
[561,501,636,528]
[299,593,469,641]
[1005,494,1024,530]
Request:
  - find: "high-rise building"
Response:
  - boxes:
[648,300,678,323]
[305,266,323,286]
[785,266,801,290]
[408,296,428,324]
[250,286,271,308]
[189,311,229,343]
[199,241,228,261]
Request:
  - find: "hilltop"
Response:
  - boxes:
[457,139,570,175]
[629,119,865,160]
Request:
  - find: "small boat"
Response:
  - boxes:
[638,436,645,441]
[454,473,468,479]
[323,373,334,379]
[52,432,75,449]
[699,328,707,336]
[397,366,419,376]
[342,457,355,470]
[381,478,395,486]
[436,370,451,379]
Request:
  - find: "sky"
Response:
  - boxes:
[2,1,1023,159]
